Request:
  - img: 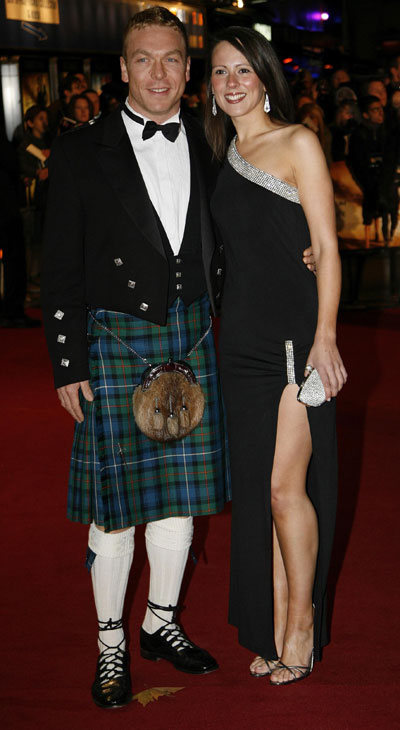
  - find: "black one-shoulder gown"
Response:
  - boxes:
[211,138,337,662]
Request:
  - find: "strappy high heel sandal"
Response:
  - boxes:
[249,657,280,677]
[270,649,314,686]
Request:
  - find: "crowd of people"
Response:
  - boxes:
[0,73,125,327]
[290,63,400,246]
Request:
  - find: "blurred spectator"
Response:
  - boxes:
[331,67,351,89]
[347,95,387,245]
[365,77,399,129]
[64,93,94,129]
[18,106,51,286]
[0,128,40,328]
[315,77,335,123]
[298,102,332,166]
[84,88,101,119]
[330,100,360,161]
[390,89,400,120]
[365,79,387,108]
[18,106,51,182]
[294,93,314,111]
[335,85,357,106]
[47,72,86,135]
[292,69,314,98]
[99,81,126,116]
[74,72,88,91]
[387,55,400,95]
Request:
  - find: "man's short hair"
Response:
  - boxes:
[59,72,81,98]
[359,95,380,115]
[24,105,46,125]
[122,6,189,60]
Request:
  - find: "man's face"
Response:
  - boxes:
[64,78,84,103]
[75,73,88,91]
[367,81,387,107]
[29,110,48,138]
[364,101,384,124]
[120,25,190,122]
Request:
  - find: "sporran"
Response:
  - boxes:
[89,312,211,442]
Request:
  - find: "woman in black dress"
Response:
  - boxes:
[205,28,347,685]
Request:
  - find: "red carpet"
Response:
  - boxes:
[1,308,399,730]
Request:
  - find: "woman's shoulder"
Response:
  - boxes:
[283,123,322,153]
[258,123,317,150]
[273,123,318,145]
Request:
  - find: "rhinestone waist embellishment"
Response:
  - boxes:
[285,340,297,385]
[227,138,301,204]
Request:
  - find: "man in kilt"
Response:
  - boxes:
[42,7,229,709]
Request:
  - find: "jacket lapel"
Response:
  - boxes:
[184,116,216,297]
[94,110,165,259]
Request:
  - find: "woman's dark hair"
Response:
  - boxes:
[204,27,294,160]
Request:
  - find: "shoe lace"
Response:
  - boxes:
[147,600,194,653]
[98,618,126,682]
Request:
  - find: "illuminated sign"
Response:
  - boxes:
[5,0,60,25]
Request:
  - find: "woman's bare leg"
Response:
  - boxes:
[269,385,316,684]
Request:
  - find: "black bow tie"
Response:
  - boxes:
[122,105,180,142]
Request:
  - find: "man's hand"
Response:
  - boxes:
[57,380,94,422]
[303,245,316,274]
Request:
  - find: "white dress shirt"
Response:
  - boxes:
[122,100,191,256]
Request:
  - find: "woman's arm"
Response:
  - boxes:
[291,126,347,400]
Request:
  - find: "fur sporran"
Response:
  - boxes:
[89,312,210,443]
[133,358,205,442]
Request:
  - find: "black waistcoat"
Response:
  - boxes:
[153,146,207,307]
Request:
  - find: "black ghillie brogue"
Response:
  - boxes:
[91,618,132,709]
[140,601,219,675]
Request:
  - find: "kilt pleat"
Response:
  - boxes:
[67,295,230,531]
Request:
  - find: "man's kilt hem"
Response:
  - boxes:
[67,295,231,532]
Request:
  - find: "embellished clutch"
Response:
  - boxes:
[297,367,326,407]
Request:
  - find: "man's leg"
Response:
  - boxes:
[140,517,218,675]
[88,523,134,708]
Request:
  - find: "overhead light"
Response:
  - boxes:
[321,12,330,21]
[253,23,272,41]
[238,0,244,7]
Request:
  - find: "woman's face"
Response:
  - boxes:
[211,41,265,119]
[74,98,90,123]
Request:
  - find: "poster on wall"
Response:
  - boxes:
[21,71,51,114]
[5,0,60,24]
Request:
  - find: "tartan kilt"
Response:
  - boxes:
[67,294,231,531]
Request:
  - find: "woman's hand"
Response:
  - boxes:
[305,337,347,401]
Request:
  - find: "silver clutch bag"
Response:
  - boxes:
[297,367,326,407]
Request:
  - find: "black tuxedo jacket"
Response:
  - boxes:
[42,109,222,388]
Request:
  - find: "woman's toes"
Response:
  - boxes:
[250,656,267,674]
[250,657,279,676]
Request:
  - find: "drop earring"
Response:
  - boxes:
[212,94,217,116]
[264,92,270,114]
